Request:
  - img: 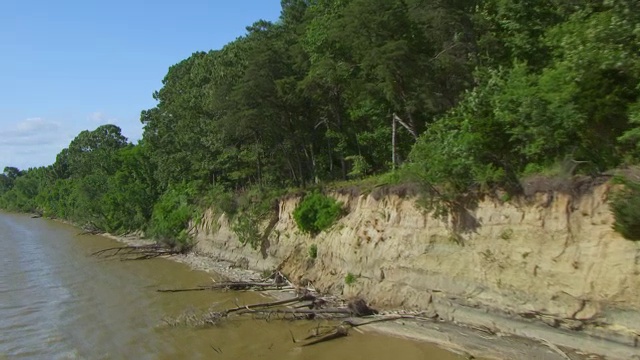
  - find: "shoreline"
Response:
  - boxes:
[99,231,636,360]
[4,210,636,360]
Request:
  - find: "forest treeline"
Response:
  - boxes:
[2,0,640,246]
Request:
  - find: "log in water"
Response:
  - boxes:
[0,212,463,359]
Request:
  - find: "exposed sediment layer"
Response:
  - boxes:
[191,182,640,359]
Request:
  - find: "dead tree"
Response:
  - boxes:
[91,244,183,260]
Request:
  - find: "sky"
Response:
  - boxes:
[0,0,282,170]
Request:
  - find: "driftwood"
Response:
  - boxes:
[158,281,293,293]
[300,325,350,346]
[78,222,102,235]
[238,307,353,320]
[78,229,101,236]
[289,315,438,347]
[91,244,182,260]
[158,270,295,293]
[166,293,357,327]
[162,271,437,348]
[164,289,430,343]
[224,294,316,314]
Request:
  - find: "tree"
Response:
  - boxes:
[3,167,22,180]
[0,167,22,194]
[100,144,159,233]
[67,124,129,177]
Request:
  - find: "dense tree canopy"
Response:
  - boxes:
[2,0,639,243]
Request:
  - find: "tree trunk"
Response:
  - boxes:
[392,113,397,170]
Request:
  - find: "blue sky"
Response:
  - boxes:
[0,0,282,170]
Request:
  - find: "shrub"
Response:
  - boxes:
[344,273,357,285]
[232,214,261,249]
[345,155,371,179]
[205,184,237,218]
[230,186,282,249]
[308,244,318,259]
[500,228,514,240]
[148,183,198,250]
[611,178,640,241]
[293,191,342,235]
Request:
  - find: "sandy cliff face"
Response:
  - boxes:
[192,183,640,351]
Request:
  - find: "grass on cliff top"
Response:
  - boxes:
[322,171,417,196]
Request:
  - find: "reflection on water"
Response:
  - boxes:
[0,212,462,360]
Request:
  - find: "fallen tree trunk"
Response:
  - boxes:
[225,294,316,314]
[166,294,354,327]
[300,325,350,346]
[158,281,294,293]
[78,222,102,235]
[159,269,444,348]
[158,270,294,293]
[92,244,182,260]
[288,315,438,347]
[238,307,353,317]
[161,270,441,348]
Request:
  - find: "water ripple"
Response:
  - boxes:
[0,213,456,360]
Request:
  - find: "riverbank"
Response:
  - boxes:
[181,180,640,360]
[44,174,640,360]
[100,231,636,360]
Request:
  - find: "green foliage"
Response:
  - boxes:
[135,0,478,189]
[375,170,403,187]
[147,183,198,250]
[205,184,238,218]
[308,244,318,259]
[344,272,357,285]
[230,186,282,249]
[98,144,158,233]
[0,167,50,213]
[619,95,640,163]
[0,139,159,236]
[3,0,640,255]
[475,0,566,69]
[231,215,261,249]
[500,228,514,240]
[345,155,371,179]
[407,0,640,203]
[611,178,640,241]
[66,124,129,178]
[293,192,342,235]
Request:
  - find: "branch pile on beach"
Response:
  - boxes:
[91,244,184,260]
[159,271,437,347]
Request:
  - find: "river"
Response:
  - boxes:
[0,212,463,359]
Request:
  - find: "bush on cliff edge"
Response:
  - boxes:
[293,192,342,235]
[611,178,640,241]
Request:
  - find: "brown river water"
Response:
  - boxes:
[0,212,464,360]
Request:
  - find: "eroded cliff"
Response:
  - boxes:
[192,181,640,357]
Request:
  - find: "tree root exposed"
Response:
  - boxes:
[91,244,181,260]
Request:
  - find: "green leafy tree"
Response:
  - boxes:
[147,183,198,250]
[66,124,129,177]
[100,144,159,233]
[0,167,22,194]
